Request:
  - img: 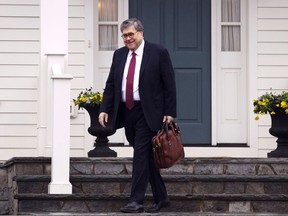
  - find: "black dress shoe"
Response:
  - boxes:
[146,197,170,213]
[120,201,144,213]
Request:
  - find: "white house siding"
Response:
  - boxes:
[0,0,88,161]
[0,0,40,160]
[257,0,288,156]
[68,0,88,157]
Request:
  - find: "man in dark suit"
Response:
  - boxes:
[99,18,176,213]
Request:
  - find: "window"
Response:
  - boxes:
[221,0,241,51]
[98,0,118,50]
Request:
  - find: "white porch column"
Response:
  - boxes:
[40,0,72,194]
[49,57,73,194]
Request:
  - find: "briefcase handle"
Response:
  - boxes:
[158,121,180,137]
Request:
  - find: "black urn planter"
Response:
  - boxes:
[81,103,117,157]
[268,106,288,157]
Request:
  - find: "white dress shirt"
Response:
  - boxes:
[121,40,145,102]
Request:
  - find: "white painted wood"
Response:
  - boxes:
[254,0,286,156]
[0,114,37,124]
[67,1,92,156]
[258,126,271,138]
[258,78,288,89]
[41,0,68,54]
[68,65,85,77]
[0,101,37,112]
[0,137,37,148]
[258,66,288,77]
[0,17,39,28]
[0,53,39,64]
[0,5,39,16]
[69,0,84,5]
[41,0,72,191]
[49,73,73,194]
[69,5,85,17]
[259,138,277,149]
[70,136,85,148]
[69,54,85,65]
[0,89,37,100]
[247,0,260,154]
[70,124,85,136]
[68,18,85,29]
[258,8,288,18]
[258,20,288,30]
[258,31,288,42]
[216,0,247,144]
[0,29,39,40]
[0,149,38,161]
[0,78,37,88]
[0,41,40,52]
[0,65,39,76]
[258,55,288,65]
[223,69,240,120]
[0,0,39,4]
[211,0,217,146]
[258,43,288,54]
[0,125,37,136]
[68,30,85,40]
[258,0,288,7]
[71,77,86,89]
[68,42,85,53]
[70,113,85,124]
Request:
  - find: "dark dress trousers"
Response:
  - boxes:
[100,41,177,204]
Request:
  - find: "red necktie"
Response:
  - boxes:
[126,52,136,110]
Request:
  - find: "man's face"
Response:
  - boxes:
[121,25,143,51]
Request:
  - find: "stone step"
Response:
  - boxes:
[17,213,288,216]
[15,193,288,214]
[3,157,288,214]
[5,157,288,176]
[14,174,288,182]
[14,174,288,196]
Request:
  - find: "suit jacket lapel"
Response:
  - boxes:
[116,48,129,87]
[140,42,150,79]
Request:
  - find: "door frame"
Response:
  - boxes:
[83,0,260,157]
[211,1,258,150]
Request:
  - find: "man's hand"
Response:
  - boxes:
[163,115,174,123]
[98,112,108,128]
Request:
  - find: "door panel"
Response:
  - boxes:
[129,0,211,144]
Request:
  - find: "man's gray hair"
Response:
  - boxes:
[120,18,144,32]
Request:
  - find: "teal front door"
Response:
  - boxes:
[130,0,211,145]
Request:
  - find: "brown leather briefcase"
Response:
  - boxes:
[152,121,185,169]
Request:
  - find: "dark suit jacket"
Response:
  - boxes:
[100,41,177,132]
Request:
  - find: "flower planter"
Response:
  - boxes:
[81,103,117,157]
[268,106,288,157]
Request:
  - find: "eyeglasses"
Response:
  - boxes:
[121,31,138,39]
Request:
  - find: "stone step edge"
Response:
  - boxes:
[13,174,288,182]
[3,157,288,168]
[14,193,288,201]
[15,213,288,216]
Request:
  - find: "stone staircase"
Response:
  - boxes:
[1,157,288,215]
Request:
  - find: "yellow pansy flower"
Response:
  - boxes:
[80,97,87,103]
[281,101,287,108]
